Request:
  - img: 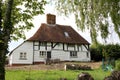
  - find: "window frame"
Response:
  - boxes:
[39,51,47,58]
[19,52,27,60]
[70,51,78,58]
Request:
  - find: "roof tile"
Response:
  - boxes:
[27,23,90,44]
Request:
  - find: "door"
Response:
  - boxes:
[47,51,51,59]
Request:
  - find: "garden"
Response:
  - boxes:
[6,64,110,80]
[6,44,120,80]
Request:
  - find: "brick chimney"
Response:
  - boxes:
[46,14,56,24]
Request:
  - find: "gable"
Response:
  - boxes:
[8,41,33,56]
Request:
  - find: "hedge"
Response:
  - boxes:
[90,44,120,61]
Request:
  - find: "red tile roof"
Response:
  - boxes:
[27,23,90,44]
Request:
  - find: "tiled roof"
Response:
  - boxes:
[27,23,90,44]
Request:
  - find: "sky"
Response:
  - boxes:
[9,2,120,51]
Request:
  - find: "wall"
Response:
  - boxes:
[9,41,90,65]
[33,42,91,62]
[9,41,33,65]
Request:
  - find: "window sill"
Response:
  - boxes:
[19,58,27,60]
[70,57,78,58]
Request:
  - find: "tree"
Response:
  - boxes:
[52,0,120,44]
[0,0,47,80]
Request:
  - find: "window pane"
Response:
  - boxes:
[39,51,46,58]
[20,52,27,60]
[70,51,77,58]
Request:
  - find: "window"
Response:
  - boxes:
[70,51,77,58]
[64,32,69,37]
[20,52,27,60]
[39,51,46,58]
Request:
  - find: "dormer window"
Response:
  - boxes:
[64,32,69,37]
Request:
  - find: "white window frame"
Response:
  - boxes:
[39,51,46,58]
[19,52,27,60]
[70,51,77,58]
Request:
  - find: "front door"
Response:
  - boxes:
[47,51,51,59]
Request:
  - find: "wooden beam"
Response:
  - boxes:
[52,42,59,49]
[83,44,89,51]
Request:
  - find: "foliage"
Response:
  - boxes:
[104,70,120,80]
[6,69,110,80]
[90,44,120,61]
[2,0,47,40]
[52,0,120,43]
[90,43,103,61]
[0,0,47,80]
[115,59,120,70]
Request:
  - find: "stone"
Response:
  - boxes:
[77,72,94,80]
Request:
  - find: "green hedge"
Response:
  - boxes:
[90,44,120,61]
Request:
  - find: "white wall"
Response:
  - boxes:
[9,41,33,65]
[51,43,91,61]
[34,50,47,62]
[9,41,90,65]
[51,50,90,61]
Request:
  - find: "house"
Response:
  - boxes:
[8,14,91,66]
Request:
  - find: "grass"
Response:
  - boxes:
[6,69,110,80]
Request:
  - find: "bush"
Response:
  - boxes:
[90,44,120,61]
[90,44,104,61]
[115,59,120,70]
[104,70,120,80]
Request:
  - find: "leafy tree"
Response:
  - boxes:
[0,0,47,80]
[52,0,120,44]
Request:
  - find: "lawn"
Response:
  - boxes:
[6,69,110,80]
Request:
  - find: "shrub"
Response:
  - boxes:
[115,59,120,70]
[104,70,120,80]
[90,44,104,61]
[90,44,120,61]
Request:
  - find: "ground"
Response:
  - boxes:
[6,62,102,70]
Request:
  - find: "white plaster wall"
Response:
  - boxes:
[51,50,70,61]
[40,46,46,51]
[9,41,33,65]
[9,41,90,65]
[53,43,63,50]
[9,54,13,65]
[76,51,90,61]
[68,46,74,51]
[51,44,90,61]
[34,50,47,62]
[34,42,39,45]
[81,45,88,51]
[51,50,91,61]
[65,44,78,51]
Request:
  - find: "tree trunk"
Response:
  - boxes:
[0,0,13,80]
[0,0,5,80]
